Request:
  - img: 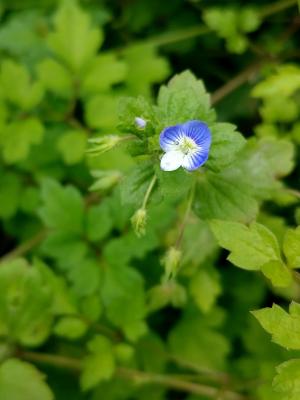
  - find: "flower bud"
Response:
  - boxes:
[131,208,147,237]
[162,247,182,280]
[87,135,122,156]
[134,117,147,130]
[89,170,122,192]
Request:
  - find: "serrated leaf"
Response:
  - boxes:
[81,54,126,96]
[81,335,115,390]
[210,220,280,270]
[206,122,246,171]
[252,302,300,349]
[68,257,101,297]
[283,226,300,269]
[48,0,102,72]
[0,358,54,400]
[37,58,72,98]
[273,359,300,400]
[194,170,258,223]
[156,70,213,126]
[124,44,170,97]
[155,166,193,201]
[39,179,84,233]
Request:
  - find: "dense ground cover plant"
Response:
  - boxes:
[0,0,299,399]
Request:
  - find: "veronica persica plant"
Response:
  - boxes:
[159,120,211,171]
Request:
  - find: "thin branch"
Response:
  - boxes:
[211,61,265,105]
[142,175,157,210]
[18,350,250,400]
[0,229,48,265]
[260,0,298,18]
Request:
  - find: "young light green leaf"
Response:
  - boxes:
[54,316,87,340]
[210,220,287,275]
[0,171,22,218]
[85,93,118,130]
[283,226,300,269]
[48,0,102,72]
[86,201,113,242]
[80,335,115,391]
[252,302,300,349]
[189,267,222,313]
[37,58,72,98]
[273,359,300,400]
[0,358,54,400]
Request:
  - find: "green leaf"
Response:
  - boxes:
[168,309,230,369]
[194,170,258,223]
[0,259,53,347]
[0,59,43,110]
[210,220,292,288]
[68,257,101,297]
[155,166,193,201]
[57,129,86,165]
[48,0,102,72]
[0,171,22,218]
[273,359,300,400]
[120,161,154,207]
[41,231,88,268]
[39,179,84,234]
[81,54,127,96]
[37,58,72,98]
[206,122,246,171]
[85,94,118,130]
[86,201,113,242]
[252,65,300,98]
[283,227,300,269]
[80,335,115,390]
[156,70,213,126]
[252,302,300,349]
[189,267,222,313]
[102,263,146,328]
[124,44,170,97]
[0,358,54,400]
[0,118,44,163]
[54,316,87,340]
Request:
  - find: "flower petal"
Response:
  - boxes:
[160,150,184,171]
[182,149,210,171]
[159,125,184,152]
[182,120,211,151]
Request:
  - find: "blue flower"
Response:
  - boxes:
[135,117,147,129]
[159,120,211,171]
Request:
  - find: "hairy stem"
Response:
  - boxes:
[142,175,157,210]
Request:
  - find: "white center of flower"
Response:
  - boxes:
[177,136,198,155]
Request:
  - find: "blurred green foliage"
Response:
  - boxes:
[0,0,299,399]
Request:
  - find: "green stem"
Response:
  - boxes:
[0,229,48,265]
[141,175,157,210]
[175,180,196,249]
[18,350,249,400]
[260,0,298,18]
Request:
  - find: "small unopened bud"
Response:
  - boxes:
[135,117,147,130]
[89,170,122,191]
[131,208,147,237]
[162,247,182,281]
[87,135,123,156]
